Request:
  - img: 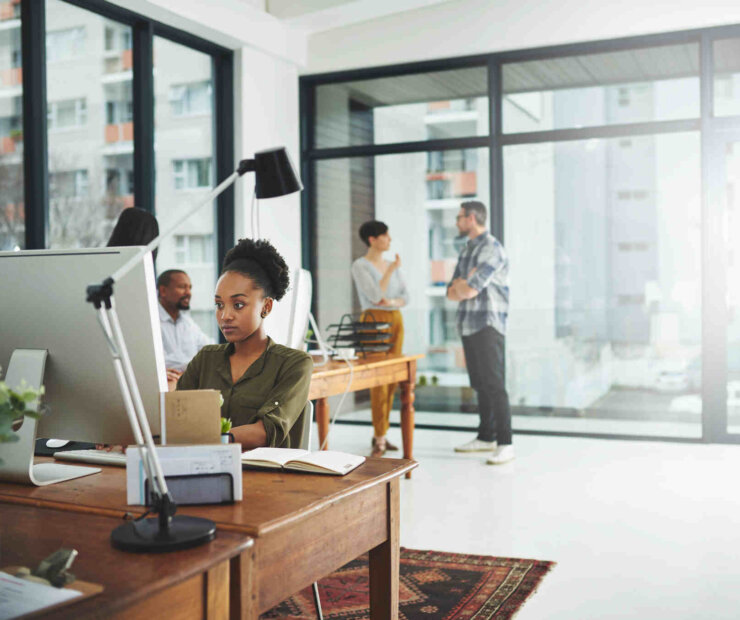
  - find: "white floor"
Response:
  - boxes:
[319,421,740,619]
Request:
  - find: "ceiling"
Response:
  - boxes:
[315,40,740,106]
[263,0,456,33]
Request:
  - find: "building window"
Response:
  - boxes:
[169,81,212,117]
[47,98,87,130]
[175,234,213,264]
[50,169,89,198]
[617,242,650,251]
[173,158,211,189]
[106,168,133,196]
[105,100,133,124]
[617,87,631,107]
[104,25,131,52]
[46,27,86,62]
[617,294,646,306]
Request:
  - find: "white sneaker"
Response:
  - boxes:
[486,445,515,465]
[454,438,497,453]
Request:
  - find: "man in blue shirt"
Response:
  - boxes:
[447,201,513,465]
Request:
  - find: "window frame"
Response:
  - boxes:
[19,0,234,279]
[300,23,740,445]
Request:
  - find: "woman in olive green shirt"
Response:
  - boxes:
[176,238,313,450]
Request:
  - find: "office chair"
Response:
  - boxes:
[301,401,324,620]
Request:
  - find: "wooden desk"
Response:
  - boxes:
[0,457,416,619]
[0,501,251,619]
[309,353,423,477]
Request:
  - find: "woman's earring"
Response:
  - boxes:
[261,310,268,318]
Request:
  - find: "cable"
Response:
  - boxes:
[249,187,256,237]
[255,198,261,238]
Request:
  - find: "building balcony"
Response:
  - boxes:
[104,49,132,75]
[2,201,23,222]
[0,0,20,21]
[426,170,477,197]
[105,122,133,143]
[1,67,21,87]
[0,135,21,154]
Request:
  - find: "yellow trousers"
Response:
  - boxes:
[361,309,404,437]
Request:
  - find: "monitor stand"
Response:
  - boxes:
[0,349,100,486]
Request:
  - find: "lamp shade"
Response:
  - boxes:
[253,147,303,199]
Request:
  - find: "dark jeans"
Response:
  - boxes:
[461,326,512,444]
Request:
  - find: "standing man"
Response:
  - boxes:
[158,269,213,383]
[447,201,513,465]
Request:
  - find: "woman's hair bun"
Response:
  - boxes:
[222,238,290,301]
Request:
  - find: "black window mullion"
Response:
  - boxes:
[488,58,503,243]
[21,0,48,249]
[132,20,154,213]
[214,51,234,270]
[299,78,315,271]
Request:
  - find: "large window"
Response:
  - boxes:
[0,11,22,250]
[308,64,489,426]
[303,29,740,444]
[46,0,132,248]
[10,0,232,312]
[504,133,701,437]
[154,36,217,340]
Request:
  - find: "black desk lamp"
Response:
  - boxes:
[86,147,302,552]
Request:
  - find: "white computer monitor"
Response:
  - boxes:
[286,268,312,350]
[0,247,167,484]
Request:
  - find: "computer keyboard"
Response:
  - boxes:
[53,449,127,467]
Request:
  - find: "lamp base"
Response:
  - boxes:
[111,515,216,552]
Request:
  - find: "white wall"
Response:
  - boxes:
[235,46,302,345]
[306,0,740,74]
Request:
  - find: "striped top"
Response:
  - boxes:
[449,232,509,337]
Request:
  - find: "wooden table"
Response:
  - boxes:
[309,353,423,477]
[0,457,416,619]
[0,501,251,619]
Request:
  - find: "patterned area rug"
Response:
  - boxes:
[261,548,555,619]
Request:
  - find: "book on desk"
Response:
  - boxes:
[241,448,365,475]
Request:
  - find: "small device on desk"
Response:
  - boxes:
[126,444,242,505]
[35,438,96,457]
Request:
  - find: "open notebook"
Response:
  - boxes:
[241,448,365,476]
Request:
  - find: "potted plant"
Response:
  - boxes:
[220,417,233,444]
[0,370,44,464]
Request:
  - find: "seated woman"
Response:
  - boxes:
[175,238,313,450]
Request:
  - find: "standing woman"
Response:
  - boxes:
[176,238,313,450]
[351,220,409,457]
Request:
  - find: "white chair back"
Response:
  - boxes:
[300,401,314,451]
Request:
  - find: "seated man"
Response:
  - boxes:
[158,269,214,378]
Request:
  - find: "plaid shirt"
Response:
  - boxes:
[448,232,509,337]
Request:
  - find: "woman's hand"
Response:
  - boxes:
[95,444,127,453]
[166,368,182,392]
[388,253,401,272]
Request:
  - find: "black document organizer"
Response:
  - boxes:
[326,312,393,356]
